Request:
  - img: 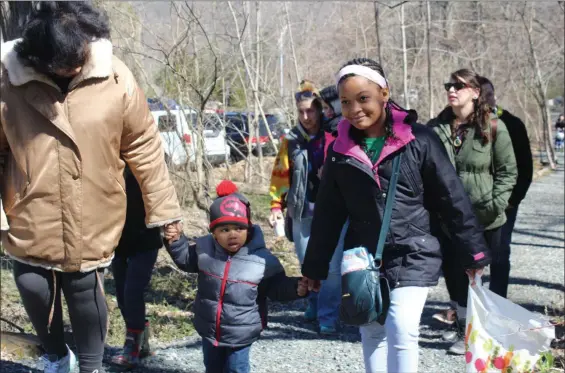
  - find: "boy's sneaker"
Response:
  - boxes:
[42,345,77,373]
[319,324,338,335]
[304,304,317,322]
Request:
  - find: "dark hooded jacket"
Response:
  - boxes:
[165,225,302,347]
[302,109,490,289]
[115,166,162,257]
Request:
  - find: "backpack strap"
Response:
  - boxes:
[490,118,498,144]
[490,118,498,174]
[374,153,403,265]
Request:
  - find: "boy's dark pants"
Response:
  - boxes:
[202,338,251,373]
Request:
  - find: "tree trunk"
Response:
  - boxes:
[279,26,286,100]
[521,5,556,169]
[284,2,300,84]
[373,1,382,64]
[426,1,433,120]
[190,33,208,201]
[400,3,409,109]
[357,4,369,58]
[254,1,264,180]
[476,2,485,74]
[228,2,278,177]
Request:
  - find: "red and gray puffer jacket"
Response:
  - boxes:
[165,225,302,347]
[303,108,490,289]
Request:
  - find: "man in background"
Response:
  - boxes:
[479,77,533,298]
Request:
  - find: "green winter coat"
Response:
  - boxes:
[428,111,517,230]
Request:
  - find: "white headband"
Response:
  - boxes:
[335,65,388,88]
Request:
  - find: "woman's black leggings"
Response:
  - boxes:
[440,226,502,310]
[13,261,108,373]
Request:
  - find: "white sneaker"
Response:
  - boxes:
[42,345,77,373]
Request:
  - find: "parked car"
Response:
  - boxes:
[223,112,283,161]
[148,99,230,167]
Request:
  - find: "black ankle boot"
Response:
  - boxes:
[448,318,466,355]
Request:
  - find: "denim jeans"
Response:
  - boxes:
[490,206,518,298]
[359,286,429,373]
[112,249,159,330]
[292,217,347,327]
[202,338,251,373]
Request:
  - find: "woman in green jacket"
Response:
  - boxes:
[427,69,517,355]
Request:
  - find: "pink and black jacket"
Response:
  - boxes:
[302,108,490,289]
[165,226,302,347]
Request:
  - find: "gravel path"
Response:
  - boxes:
[4,161,564,373]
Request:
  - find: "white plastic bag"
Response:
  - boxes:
[465,276,555,373]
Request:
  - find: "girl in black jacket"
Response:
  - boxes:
[301,58,490,373]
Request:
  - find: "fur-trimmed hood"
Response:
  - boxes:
[1,38,114,88]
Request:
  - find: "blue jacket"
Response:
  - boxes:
[165,225,302,347]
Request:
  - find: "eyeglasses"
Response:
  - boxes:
[295,91,317,101]
[444,82,471,92]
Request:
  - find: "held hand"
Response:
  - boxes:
[317,165,324,180]
[466,267,484,286]
[297,277,309,297]
[268,210,284,228]
[302,276,321,292]
[164,221,182,243]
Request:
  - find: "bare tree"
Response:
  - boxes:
[517,4,559,169]
[426,1,433,120]
[100,1,562,187]
[254,1,265,179]
[373,1,383,64]
[400,3,410,109]
[283,2,300,85]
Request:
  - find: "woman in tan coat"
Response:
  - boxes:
[0,3,181,372]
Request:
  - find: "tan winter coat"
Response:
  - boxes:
[0,39,182,272]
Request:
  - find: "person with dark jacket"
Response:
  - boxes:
[555,114,565,150]
[164,180,307,373]
[268,80,344,335]
[320,84,343,135]
[556,114,565,130]
[427,69,517,355]
[320,85,343,160]
[110,165,162,369]
[301,58,489,373]
[479,77,533,299]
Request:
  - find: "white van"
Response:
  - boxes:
[151,108,230,167]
